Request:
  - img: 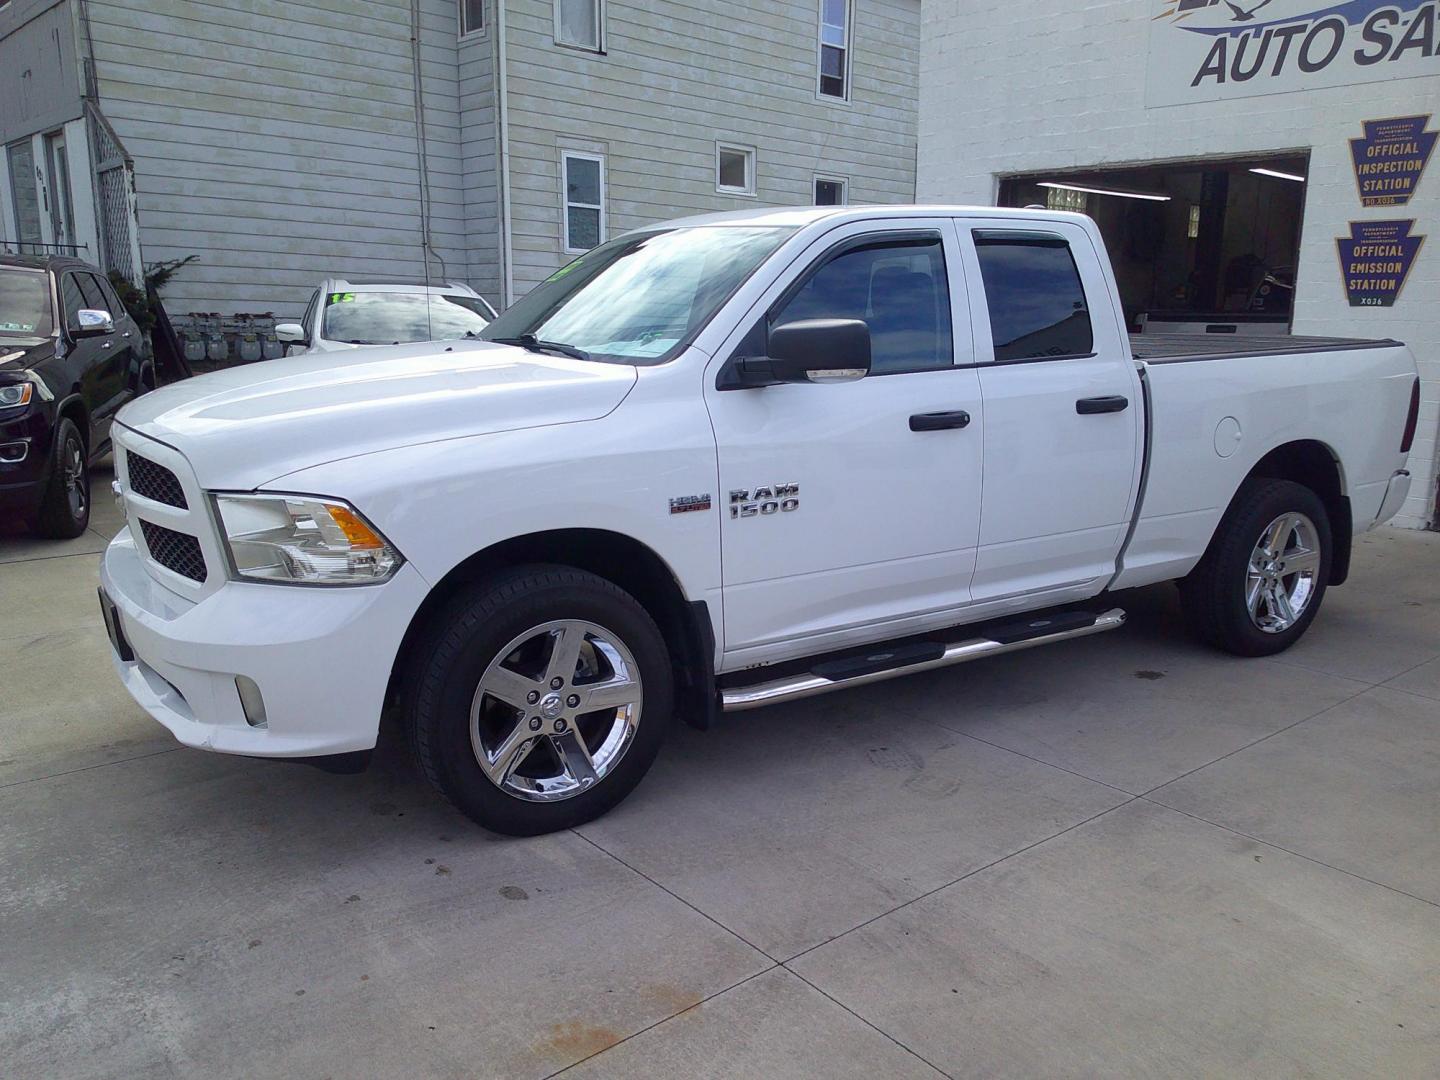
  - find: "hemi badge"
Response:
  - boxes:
[669,494,712,514]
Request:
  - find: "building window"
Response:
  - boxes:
[1044,186,1087,213]
[458,0,484,37]
[814,175,847,206]
[716,143,756,197]
[818,0,850,99]
[562,152,605,253]
[555,0,602,51]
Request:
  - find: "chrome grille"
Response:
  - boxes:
[126,452,187,509]
[139,520,207,583]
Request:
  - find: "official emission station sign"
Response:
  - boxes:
[1336,220,1425,307]
[1350,115,1437,207]
[1146,0,1440,106]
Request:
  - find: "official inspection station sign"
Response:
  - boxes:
[1147,0,1440,107]
[1349,115,1436,207]
[1336,220,1425,307]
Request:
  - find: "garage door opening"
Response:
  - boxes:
[999,153,1309,335]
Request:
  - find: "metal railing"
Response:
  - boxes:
[1,241,90,258]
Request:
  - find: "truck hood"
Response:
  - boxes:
[117,340,638,489]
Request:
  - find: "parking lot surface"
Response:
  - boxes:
[3,474,1438,1078]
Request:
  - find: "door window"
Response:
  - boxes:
[60,273,87,326]
[76,273,108,313]
[771,235,952,375]
[972,231,1093,361]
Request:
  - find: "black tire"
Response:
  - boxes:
[34,418,90,540]
[407,564,674,836]
[1180,478,1331,657]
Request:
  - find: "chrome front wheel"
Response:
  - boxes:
[1245,512,1322,634]
[470,618,644,803]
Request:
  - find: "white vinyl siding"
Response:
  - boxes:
[81,0,471,318]
[503,0,920,296]
[716,143,756,196]
[561,151,605,253]
[555,0,602,51]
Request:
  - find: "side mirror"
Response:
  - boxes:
[71,309,114,338]
[726,318,871,389]
[275,322,307,344]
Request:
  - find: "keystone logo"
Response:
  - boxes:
[1335,219,1425,307]
[1155,0,1438,88]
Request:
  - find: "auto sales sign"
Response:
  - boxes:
[1146,0,1440,106]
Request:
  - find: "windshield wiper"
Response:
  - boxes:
[489,334,591,361]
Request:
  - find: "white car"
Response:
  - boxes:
[100,206,1418,836]
[275,277,497,353]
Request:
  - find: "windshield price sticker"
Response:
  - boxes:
[1350,115,1436,207]
[1336,220,1425,307]
[328,292,356,304]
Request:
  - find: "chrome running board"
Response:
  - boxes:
[720,608,1127,712]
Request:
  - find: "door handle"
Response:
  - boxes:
[1076,396,1128,415]
[909,410,971,431]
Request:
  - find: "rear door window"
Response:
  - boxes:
[973,231,1093,361]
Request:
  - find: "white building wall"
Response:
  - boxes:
[502,0,921,297]
[84,0,472,320]
[918,0,1440,528]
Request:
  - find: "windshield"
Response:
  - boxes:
[321,292,491,345]
[0,268,54,338]
[481,226,795,363]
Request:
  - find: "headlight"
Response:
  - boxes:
[0,383,33,408]
[214,494,402,585]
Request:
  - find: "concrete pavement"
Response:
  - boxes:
[2,487,1438,1078]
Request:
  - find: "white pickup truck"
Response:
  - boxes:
[100,206,1419,835]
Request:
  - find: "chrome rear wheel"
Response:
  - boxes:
[1246,512,1321,634]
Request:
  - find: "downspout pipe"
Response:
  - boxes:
[496,0,515,307]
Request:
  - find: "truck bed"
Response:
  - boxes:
[1130,332,1402,364]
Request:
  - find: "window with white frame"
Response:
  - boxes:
[458,0,484,37]
[562,152,605,253]
[818,0,850,99]
[555,0,602,50]
[814,174,847,206]
[716,143,756,197]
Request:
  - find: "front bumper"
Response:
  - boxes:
[100,527,429,758]
[0,403,51,518]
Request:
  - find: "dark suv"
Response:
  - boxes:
[0,254,152,538]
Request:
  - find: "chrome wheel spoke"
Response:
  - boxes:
[579,675,641,712]
[1246,573,1265,616]
[483,666,544,710]
[1265,514,1293,558]
[1269,583,1296,627]
[551,729,599,790]
[482,723,539,785]
[1284,548,1320,575]
[545,623,587,687]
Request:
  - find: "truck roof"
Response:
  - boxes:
[646,204,1093,231]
